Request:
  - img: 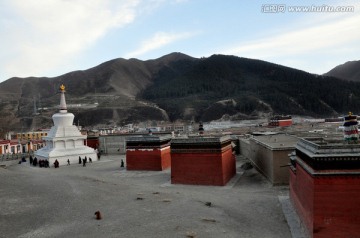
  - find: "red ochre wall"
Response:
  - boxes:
[85,138,99,149]
[312,175,360,238]
[290,165,360,238]
[278,120,292,127]
[126,147,171,171]
[290,165,314,237]
[222,149,236,184]
[171,148,236,186]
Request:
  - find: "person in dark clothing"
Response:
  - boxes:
[29,156,33,165]
[67,159,70,165]
[54,159,59,168]
[82,158,86,167]
[85,156,87,163]
[79,156,82,164]
[89,158,92,163]
[120,159,124,167]
[33,157,38,166]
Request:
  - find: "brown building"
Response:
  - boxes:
[290,137,360,238]
[249,134,299,185]
[171,136,236,186]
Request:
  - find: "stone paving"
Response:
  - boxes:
[0,155,304,238]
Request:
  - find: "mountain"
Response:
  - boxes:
[324,60,360,81]
[1,53,360,135]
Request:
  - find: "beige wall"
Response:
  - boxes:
[272,150,291,185]
[249,138,293,185]
[249,139,274,183]
[239,138,251,158]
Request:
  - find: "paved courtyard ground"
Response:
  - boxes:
[0,155,304,238]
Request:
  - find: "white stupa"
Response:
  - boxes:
[34,84,96,166]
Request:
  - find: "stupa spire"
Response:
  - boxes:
[59,84,67,113]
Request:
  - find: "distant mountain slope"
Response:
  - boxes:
[324,60,360,81]
[141,55,360,121]
[1,53,360,135]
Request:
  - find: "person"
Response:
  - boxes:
[33,157,38,166]
[120,159,124,167]
[85,156,87,163]
[29,156,33,165]
[89,157,92,163]
[54,159,59,168]
[82,158,86,167]
[67,159,70,165]
[79,156,82,164]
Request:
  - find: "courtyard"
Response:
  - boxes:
[0,155,303,238]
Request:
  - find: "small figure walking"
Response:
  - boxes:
[67,159,70,165]
[89,157,92,163]
[79,156,82,164]
[120,159,124,168]
[82,158,86,167]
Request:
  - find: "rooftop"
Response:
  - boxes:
[250,134,299,150]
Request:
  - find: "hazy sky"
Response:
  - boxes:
[1,0,359,82]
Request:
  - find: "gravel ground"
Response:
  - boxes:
[0,155,295,238]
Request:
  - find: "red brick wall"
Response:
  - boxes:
[126,147,171,171]
[221,149,236,185]
[289,165,314,237]
[85,138,99,149]
[278,120,292,127]
[290,165,360,238]
[171,148,235,186]
[312,176,360,238]
[161,148,171,170]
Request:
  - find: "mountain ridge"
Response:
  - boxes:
[324,60,360,81]
[0,53,359,135]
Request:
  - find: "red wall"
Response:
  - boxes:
[222,149,236,184]
[126,147,171,171]
[278,120,292,127]
[290,166,314,237]
[85,138,99,149]
[312,176,360,238]
[290,165,360,238]
[171,148,236,186]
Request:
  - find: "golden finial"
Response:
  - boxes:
[349,111,352,116]
[60,84,65,92]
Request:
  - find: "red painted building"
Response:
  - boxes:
[171,136,236,186]
[85,136,99,150]
[126,135,172,171]
[289,137,360,238]
[268,115,292,127]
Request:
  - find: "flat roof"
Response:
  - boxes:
[250,134,299,150]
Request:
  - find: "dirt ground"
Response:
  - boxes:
[0,155,300,238]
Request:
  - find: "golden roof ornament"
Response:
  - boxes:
[60,84,66,92]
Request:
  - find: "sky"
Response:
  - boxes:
[0,0,359,82]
